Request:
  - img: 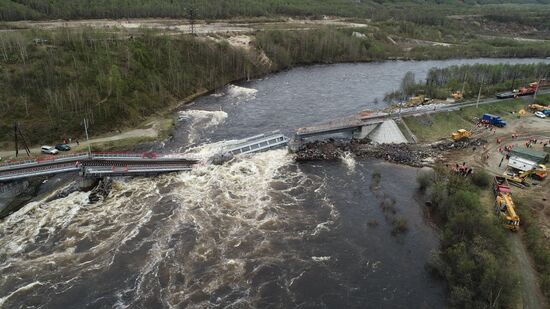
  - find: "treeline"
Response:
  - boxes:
[418,168,518,308]
[254,28,400,69]
[0,29,270,144]
[0,0,373,21]
[1,0,550,21]
[392,63,550,100]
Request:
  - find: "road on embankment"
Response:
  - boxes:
[396,89,550,118]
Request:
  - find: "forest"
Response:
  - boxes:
[1,0,550,21]
[388,63,550,101]
[0,29,270,145]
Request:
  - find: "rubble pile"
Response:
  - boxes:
[89,177,113,204]
[295,139,351,161]
[294,139,439,167]
[432,138,487,151]
[352,143,439,167]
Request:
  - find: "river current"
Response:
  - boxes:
[1,58,548,308]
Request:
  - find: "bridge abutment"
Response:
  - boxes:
[353,123,380,139]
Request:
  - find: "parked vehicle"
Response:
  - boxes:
[41,146,59,155]
[55,144,71,151]
[481,113,507,127]
[534,111,547,118]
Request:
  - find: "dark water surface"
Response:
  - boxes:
[1,58,547,308]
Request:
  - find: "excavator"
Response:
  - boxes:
[451,91,463,100]
[495,193,520,232]
[451,129,472,141]
[503,164,547,187]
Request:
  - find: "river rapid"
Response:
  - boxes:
[1,58,548,308]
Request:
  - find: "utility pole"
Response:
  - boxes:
[83,118,91,155]
[187,6,196,35]
[14,122,18,157]
[533,76,543,102]
[476,77,484,109]
[13,122,31,157]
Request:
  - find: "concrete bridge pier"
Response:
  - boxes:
[79,177,100,191]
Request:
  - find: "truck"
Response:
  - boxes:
[493,176,512,196]
[451,129,472,141]
[493,176,520,232]
[481,113,506,127]
[528,103,550,112]
[496,82,538,99]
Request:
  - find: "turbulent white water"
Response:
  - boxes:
[177,110,228,144]
[0,149,338,308]
[225,85,258,102]
[340,152,357,173]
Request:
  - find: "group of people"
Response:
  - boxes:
[62,137,80,146]
[477,122,498,134]
[448,162,474,176]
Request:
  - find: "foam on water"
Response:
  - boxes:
[0,148,336,308]
[340,151,357,173]
[226,85,258,101]
[177,109,228,143]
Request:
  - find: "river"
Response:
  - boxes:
[0,58,548,308]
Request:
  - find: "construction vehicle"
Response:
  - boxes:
[451,91,463,100]
[495,193,520,231]
[481,113,507,127]
[451,129,472,141]
[405,95,431,107]
[528,104,549,112]
[493,176,520,232]
[517,109,526,117]
[496,82,538,99]
[503,164,547,187]
[493,176,512,196]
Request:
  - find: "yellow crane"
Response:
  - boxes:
[495,193,520,232]
[503,164,547,187]
[451,129,472,141]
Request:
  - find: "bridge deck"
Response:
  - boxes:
[224,132,289,155]
[0,152,197,182]
[296,112,388,137]
[83,165,193,177]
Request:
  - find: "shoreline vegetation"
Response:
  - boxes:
[2,24,550,149]
[386,63,550,102]
[418,167,519,308]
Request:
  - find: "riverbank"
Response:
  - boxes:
[414,101,550,307]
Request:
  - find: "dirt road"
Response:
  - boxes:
[0,126,158,160]
[443,115,550,309]
[510,234,547,309]
[4,18,368,34]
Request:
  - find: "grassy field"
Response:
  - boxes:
[403,98,532,142]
